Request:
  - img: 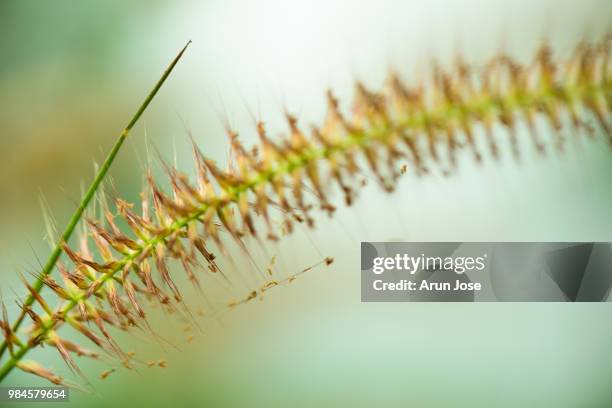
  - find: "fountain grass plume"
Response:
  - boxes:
[0,35,610,386]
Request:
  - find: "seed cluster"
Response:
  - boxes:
[1,37,610,387]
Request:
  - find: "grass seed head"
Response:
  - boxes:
[2,35,611,387]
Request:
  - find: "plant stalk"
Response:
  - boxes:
[0,40,191,363]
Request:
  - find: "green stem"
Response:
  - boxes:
[0,41,191,364]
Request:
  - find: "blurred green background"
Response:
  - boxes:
[1,0,612,406]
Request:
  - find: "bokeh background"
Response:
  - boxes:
[1,0,612,406]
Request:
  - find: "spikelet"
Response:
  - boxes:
[2,37,610,387]
[17,361,65,386]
